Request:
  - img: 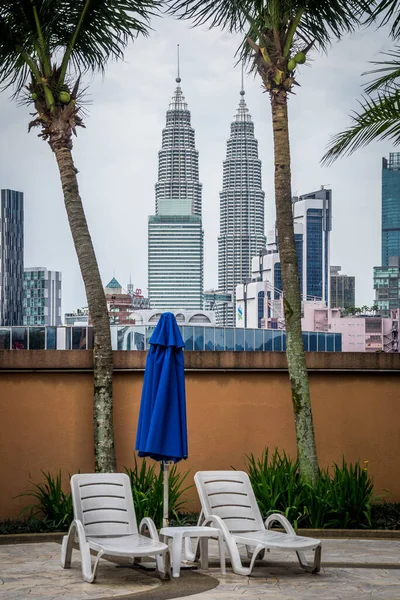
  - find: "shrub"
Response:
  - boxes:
[245,449,375,529]
[125,456,192,528]
[17,471,73,530]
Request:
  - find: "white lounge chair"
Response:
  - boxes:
[194,470,322,576]
[61,473,169,583]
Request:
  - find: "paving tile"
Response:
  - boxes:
[1,538,400,600]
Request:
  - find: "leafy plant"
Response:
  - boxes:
[324,459,375,528]
[245,449,375,529]
[125,456,193,528]
[246,448,307,528]
[17,471,73,531]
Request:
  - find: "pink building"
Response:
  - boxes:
[302,302,399,353]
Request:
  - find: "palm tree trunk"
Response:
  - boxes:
[270,95,319,483]
[53,144,116,473]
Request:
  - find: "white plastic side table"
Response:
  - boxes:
[160,526,226,578]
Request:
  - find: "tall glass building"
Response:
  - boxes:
[382,153,400,266]
[218,87,266,326]
[148,74,204,309]
[0,189,24,325]
[295,188,332,304]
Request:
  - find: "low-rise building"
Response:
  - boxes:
[236,286,399,353]
[23,267,62,326]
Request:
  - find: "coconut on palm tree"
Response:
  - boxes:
[169,0,374,482]
[0,0,160,472]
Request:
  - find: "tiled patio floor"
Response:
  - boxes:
[0,538,399,600]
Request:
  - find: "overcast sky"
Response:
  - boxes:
[0,16,395,314]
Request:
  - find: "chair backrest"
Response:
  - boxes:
[70,473,138,537]
[195,471,264,532]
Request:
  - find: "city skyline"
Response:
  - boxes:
[0,17,393,314]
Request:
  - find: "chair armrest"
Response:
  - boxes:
[201,514,230,541]
[139,517,160,541]
[66,518,88,544]
[264,513,296,536]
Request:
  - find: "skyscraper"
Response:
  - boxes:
[23,267,62,326]
[293,188,332,304]
[218,84,266,326]
[382,153,400,266]
[0,189,24,325]
[148,63,204,310]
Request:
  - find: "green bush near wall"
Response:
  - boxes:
[2,451,400,534]
[246,449,375,529]
[9,459,192,532]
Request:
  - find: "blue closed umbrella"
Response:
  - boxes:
[135,312,187,525]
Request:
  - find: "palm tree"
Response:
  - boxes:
[169,0,374,483]
[0,0,160,472]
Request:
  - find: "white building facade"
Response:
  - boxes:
[148,75,204,310]
[24,267,62,326]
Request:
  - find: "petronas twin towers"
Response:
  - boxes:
[148,69,266,326]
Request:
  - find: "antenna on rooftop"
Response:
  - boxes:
[176,44,181,83]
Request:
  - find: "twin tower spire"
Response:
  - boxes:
[148,47,266,325]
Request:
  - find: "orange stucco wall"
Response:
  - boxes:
[0,351,399,519]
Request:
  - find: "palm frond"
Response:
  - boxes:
[297,0,373,52]
[55,0,161,76]
[0,10,37,96]
[0,0,161,97]
[363,47,400,94]
[322,92,400,165]
[168,0,374,53]
[369,0,400,38]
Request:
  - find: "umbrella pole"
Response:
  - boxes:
[162,461,170,528]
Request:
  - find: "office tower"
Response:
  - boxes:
[23,267,62,326]
[148,64,204,310]
[0,189,24,325]
[236,188,332,327]
[330,266,355,309]
[218,84,266,326]
[293,188,332,304]
[382,153,400,266]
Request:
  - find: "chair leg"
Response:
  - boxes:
[156,551,171,580]
[84,550,103,583]
[217,533,226,575]
[172,533,183,578]
[246,546,266,561]
[297,545,322,574]
[61,533,74,569]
